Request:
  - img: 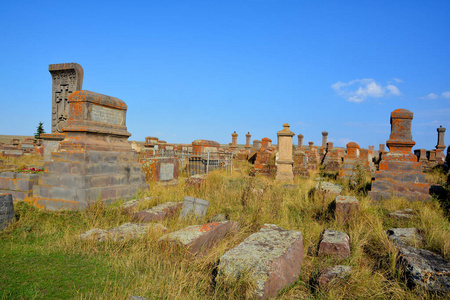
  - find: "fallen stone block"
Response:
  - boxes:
[386,228,423,247]
[121,197,157,213]
[389,208,415,219]
[217,224,303,299]
[0,193,15,230]
[334,195,359,223]
[133,202,183,222]
[398,246,450,294]
[178,196,209,220]
[315,181,344,195]
[318,229,350,259]
[185,174,207,188]
[317,265,352,287]
[159,221,237,255]
[79,222,167,242]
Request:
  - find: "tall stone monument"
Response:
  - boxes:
[276,123,295,181]
[297,134,304,149]
[436,125,446,163]
[27,90,148,210]
[369,109,430,201]
[245,132,252,150]
[49,63,84,133]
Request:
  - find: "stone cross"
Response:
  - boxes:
[321,131,328,149]
[49,63,84,133]
[276,123,295,181]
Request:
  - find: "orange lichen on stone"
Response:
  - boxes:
[199,222,220,232]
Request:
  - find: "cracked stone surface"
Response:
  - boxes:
[79,222,167,242]
[217,224,303,300]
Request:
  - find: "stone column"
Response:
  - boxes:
[297,134,304,148]
[276,123,295,181]
[379,144,385,153]
[231,131,238,149]
[436,126,446,151]
[321,131,328,149]
[49,63,84,133]
[261,137,271,150]
[245,132,252,149]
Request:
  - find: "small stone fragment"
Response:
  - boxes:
[178,196,209,220]
[208,214,228,223]
[315,181,344,195]
[389,208,415,219]
[0,193,15,230]
[159,221,237,255]
[334,195,359,223]
[318,229,350,259]
[217,224,304,300]
[317,265,352,287]
[133,202,183,222]
[397,246,450,294]
[386,228,423,247]
[79,223,167,242]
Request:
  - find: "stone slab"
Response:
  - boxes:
[397,246,450,294]
[217,224,303,299]
[159,221,236,255]
[178,196,209,220]
[133,202,183,222]
[0,193,14,230]
[317,265,352,287]
[315,182,344,195]
[386,228,423,247]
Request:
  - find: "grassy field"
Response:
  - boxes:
[0,159,449,299]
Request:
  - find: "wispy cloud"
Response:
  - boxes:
[420,91,450,100]
[331,78,401,103]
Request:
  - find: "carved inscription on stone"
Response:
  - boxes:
[160,163,175,181]
[90,105,123,125]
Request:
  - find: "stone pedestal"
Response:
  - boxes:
[369,109,430,201]
[26,90,148,210]
[276,123,295,182]
[230,131,238,150]
[297,134,304,149]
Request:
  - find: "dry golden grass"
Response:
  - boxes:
[1,158,449,299]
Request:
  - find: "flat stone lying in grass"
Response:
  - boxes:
[133,202,183,222]
[318,229,350,259]
[159,221,237,255]
[398,246,450,294]
[386,228,423,247]
[79,223,167,242]
[178,196,209,220]
[0,193,15,230]
[334,195,359,223]
[315,181,344,195]
[185,174,207,188]
[317,265,352,287]
[389,208,415,219]
[121,197,157,213]
[217,224,304,300]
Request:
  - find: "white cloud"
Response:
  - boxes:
[442,91,450,99]
[331,78,401,103]
[420,91,450,100]
[392,78,403,83]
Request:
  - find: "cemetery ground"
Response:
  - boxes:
[1,156,449,299]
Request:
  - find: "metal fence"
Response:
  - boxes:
[146,149,233,176]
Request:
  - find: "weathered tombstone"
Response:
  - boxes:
[369,109,431,201]
[26,90,148,210]
[0,193,15,230]
[318,229,350,258]
[276,123,295,182]
[253,140,262,150]
[178,196,209,220]
[297,134,304,149]
[49,63,84,133]
[334,195,359,223]
[230,131,238,151]
[217,224,304,299]
[338,142,363,181]
[436,126,446,163]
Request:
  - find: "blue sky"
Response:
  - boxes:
[1,1,449,150]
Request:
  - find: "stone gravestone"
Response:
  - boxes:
[276,123,295,181]
[178,196,209,220]
[49,63,84,133]
[0,193,15,230]
[26,90,148,210]
[369,109,431,201]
